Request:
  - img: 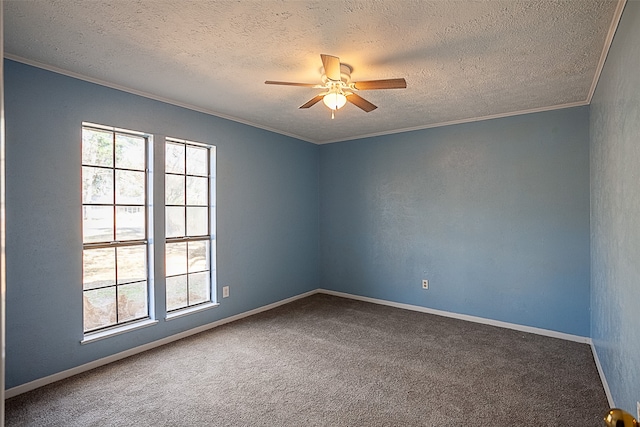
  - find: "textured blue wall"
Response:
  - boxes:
[590,1,640,414]
[320,107,591,336]
[4,60,319,389]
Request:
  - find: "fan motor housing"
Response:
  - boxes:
[321,64,352,85]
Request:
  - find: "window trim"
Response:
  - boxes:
[81,122,153,335]
[165,302,220,321]
[164,137,217,315]
[81,319,159,344]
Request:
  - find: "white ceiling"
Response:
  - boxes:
[4,0,624,144]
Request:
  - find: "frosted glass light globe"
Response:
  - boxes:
[323,92,347,110]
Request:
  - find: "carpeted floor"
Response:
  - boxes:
[6,293,609,426]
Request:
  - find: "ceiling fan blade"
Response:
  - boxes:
[321,54,341,81]
[353,78,407,90]
[346,93,377,112]
[299,94,325,109]
[265,81,319,87]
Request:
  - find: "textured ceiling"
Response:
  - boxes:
[4,0,624,144]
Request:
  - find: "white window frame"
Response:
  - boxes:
[164,137,217,319]
[81,122,157,341]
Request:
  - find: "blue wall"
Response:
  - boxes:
[4,60,319,389]
[320,108,591,336]
[590,0,640,415]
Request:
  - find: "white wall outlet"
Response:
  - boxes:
[222,286,229,298]
[422,279,429,289]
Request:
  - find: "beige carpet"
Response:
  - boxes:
[6,293,609,426]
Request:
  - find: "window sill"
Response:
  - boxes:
[81,319,159,344]
[166,302,219,321]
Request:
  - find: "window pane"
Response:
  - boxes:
[115,170,145,205]
[83,248,116,290]
[82,166,113,204]
[84,287,117,331]
[166,242,187,276]
[166,275,188,311]
[166,143,185,174]
[188,271,210,305]
[117,281,148,322]
[186,176,208,206]
[188,241,209,273]
[115,134,145,171]
[186,145,208,176]
[187,207,208,236]
[166,206,185,238]
[117,245,147,284]
[82,129,113,167]
[83,205,113,243]
[115,207,145,241]
[165,174,185,205]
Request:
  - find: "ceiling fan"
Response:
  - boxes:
[265,54,407,118]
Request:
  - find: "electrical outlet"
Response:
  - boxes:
[222,286,229,298]
[636,401,639,421]
[422,279,429,290]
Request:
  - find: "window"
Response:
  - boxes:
[165,138,216,312]
[81,125,217,338]
[81,124,150,333]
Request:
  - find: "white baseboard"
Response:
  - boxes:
[5,289,317,399]
[590,342,615,408]
[318,289,592,344]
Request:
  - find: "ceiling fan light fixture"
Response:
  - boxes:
[265,53,406,115]
[323,91,347,110]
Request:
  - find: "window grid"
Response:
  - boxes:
[165,139,213,312]
[82,125,150,333]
